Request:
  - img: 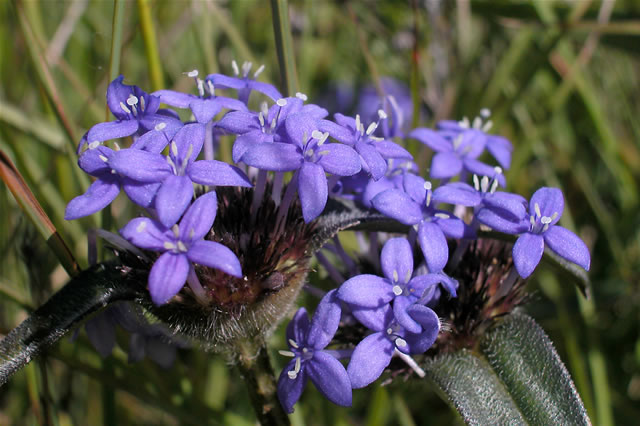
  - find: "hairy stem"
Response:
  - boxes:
[235,341,290,426]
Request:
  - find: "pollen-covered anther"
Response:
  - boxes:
[186,69,199,78]
[279,350,295,357]
[378,109,388,119]
[207,80,215,95]
[435,213,450,219]
[392,270,399,282]
[395,337,408,348]
[242,61,252,77]
[126,94,139,106]
[163,241,176,250]
[392,285,403,296]
[287,357,301,379]
[231,60,240,76]
[295,92,308,101]
[172,224,180,238]
[120,102,131,114]
[366,122,378,135]
[88,141,101,150]
[288,338,299,349]
[534,202,542,218]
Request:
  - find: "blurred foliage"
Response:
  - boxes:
[1,0,639,424]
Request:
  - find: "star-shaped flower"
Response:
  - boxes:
[120,192,242,305]
[512,187,591,278]
[277,290,351,413]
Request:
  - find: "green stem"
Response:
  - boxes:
[137,0,164,91]
[270,0,298,96]
[235,340,290,426]
[108,0,126,120]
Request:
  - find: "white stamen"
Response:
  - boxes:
[395,338,408,348]
[405,270,412,282]
[534,202,541,218]
[186,70,199,78]
[197,79,205,97]
[472,116,482,129]
[171,141,179,157]
[271,118,277,129]
[155,122,166,131]
[276,98,287,107]
[392,285,403,296]
[550,212,558,222]
[177,241,188,252]
[366,122,378,135]
[386,328,393,335]
[261,102,269,117]
[254,64,265,78]
[355,115,361,133]
[424,181,433,191]
[88,141,100,150]
[426,191,432,207]
[318,132,329,145]
[494,166,503,175]
[182,144,194,168]
[231,60,239,76]
[317,150,329,156]
[302,347,309,354]
[482,120,493,132]
[120,102,131,114]
[163,241,176,250]
[311,130,323,140]
[435,213,450,219]
[543,223,550,232]
[113,142,121,151]
[139,96,145,111]
[279,350,295,357]
[473,174,480,191]
[287,370,297,380]
[258,112,265,127]
[172,224,180,238]
[378,109,388,119]
[136,221,147,232]
[126,94,139,106]
[207,80,215,95]
[295,92,308,101]
[369,136,383,141]
[98,155,109,163]
[359,123,365,135]
[541,216,552,225]
[288,339,299,349]
[481,176,489,193]
[530,215,536,226]
[459,117,470,128]
[453,134,463,150]
[490,179,499,194]
[393,270,399,282]
[242,61,252,77]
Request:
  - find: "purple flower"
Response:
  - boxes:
[337,238,446,332]
[65,145,159,219]
[207,61,282,105]
[80,76,182,152]
[512,187,591,278]
[346,303,440,388]
[110,123,251,227]
[409,127,504,185]
[217,96,328,163]
[120,192,242,305]
[372,173,473,277]
[437,113,513,170]
[277,290,351,413]
[241,113,361,222]
[153,70,247,124]
[319,112,412,181]
[356,77,413,138]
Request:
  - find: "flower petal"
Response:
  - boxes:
[287,307,310,345]
[241,142,303,171]
[64,178,120,219]
[152,90,196,108]
[298,162,328,222]
[430,152,462,179]
[308,290,341,350]
[513,233,544,278]
[337,274,394,308]
[355,141,386,180]
[109,149,171,182]
[120,217,170,251]
[418,221,449,272]
[148,252,189,305]
[190,98,222,124]
[187,240,242,277]
[402,173,427,205]
[87,119,139,143]
[277,358,308,414]
[543,225,590,271]
[476,208,528,234]
[483,192,527,221]
[371,140,412,160]
[530,187,564,226]
[155,175,193,227]
[393,296,422,334]
[247,81,283,101]
[347,332,394,388]
[172,123,205,166]
[381,237,413,284]
[432,182,481,207]
[217,111,259,134]
[350,304,393,332]
[372,189,423,225]
[486,135,512,169]
[409,128,451,152]
[317,143,362,176]
[307,352,352,407]
[189,160,252,187]
[179,191,217,241]
[122,180,160,208]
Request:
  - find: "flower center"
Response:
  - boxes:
[529,202,558,234]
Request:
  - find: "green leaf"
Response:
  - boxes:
[426,313,590,425]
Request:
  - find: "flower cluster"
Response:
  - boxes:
[65,63,591,409]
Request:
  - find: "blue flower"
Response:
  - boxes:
[79,76,183,152]
[512,187,591,278]
[346,303,440,388]
[119,192,242,305]
[207,61,282,105]
[277,290,351,413]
